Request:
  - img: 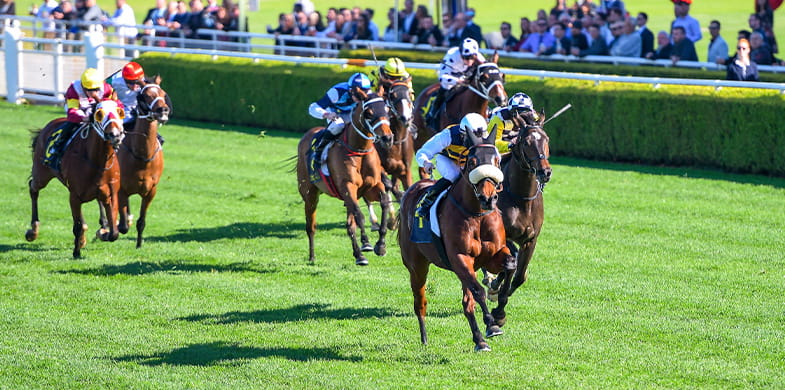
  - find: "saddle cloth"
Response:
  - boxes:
[410,190,448,243]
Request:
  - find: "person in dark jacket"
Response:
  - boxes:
[571,24,608,56]
[670,25,698,63]
[727,38,759,81]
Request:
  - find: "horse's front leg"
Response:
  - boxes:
[453,254,498,352]
[373,185,391,257]
[117,188,130,235]
[135,188,157,248]
[96,184,120,242]
[490,250,518,328]
[343,185,370,266]
[70,196,88,258]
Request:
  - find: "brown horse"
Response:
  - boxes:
[116,78,170,248]
[412,54,507,177]
[376,80,415,201]
[26,100,126,258]
[489,115,552,328]
[398,129,516,352]
[296,91,393,266]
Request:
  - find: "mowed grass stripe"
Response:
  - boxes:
[0,102,783,389]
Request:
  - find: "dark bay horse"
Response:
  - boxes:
[296,91,393,266]
[412,54,507,175]
[398,129,516,352]
[376,80,415,201]
[116,78,170,248]
[490,115,552,328]
[26,100,126,258]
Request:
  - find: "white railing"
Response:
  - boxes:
[3,19,785,104]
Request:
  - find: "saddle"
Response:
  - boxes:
[306,130,342,199]
[410,189,454,269]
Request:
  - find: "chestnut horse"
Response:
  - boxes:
[490,115,552,328]
[26,100,126,258]
[117,78,170,248]
[376,80,415,201]
[296,91,393,266]
[398,129,516,352]
[412,54,507,177]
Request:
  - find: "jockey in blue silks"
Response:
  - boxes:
[308,72,373,158]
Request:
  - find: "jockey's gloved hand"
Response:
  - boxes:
[421,160,434,174]
[323,112,338,121]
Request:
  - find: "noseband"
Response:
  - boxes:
[466,63,505,103]
[136,84,167,121]
[384,82,413,144]
[351,96,390,143]
[510,125,549,197]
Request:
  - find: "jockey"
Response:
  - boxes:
[414,112,497,216]
[44,68,119,168]
[425,38,486,129]
[109,61,171,144]
[308,72,373,158]
[488,92,540,153]
[369,57,413,95]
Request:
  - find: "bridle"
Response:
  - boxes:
[384,81,413,145]
[135,84,168,122]
[461,144,504,211]
[465,63,505,104]
[509,125,549,198]
[350,96,390,143]
[82,103,125,150]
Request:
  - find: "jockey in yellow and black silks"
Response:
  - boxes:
[488,92,540,153]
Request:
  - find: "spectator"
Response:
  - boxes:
[413,15,443,46]
[671,0,701,43]
[186,0,216,40]
[399,0,417,42]
[77,0,106,28]
[603,7,624,45]
[518,17,532,46]
[727,38,759,81]
[569,20,589,52]
[738,29,751,42]
[445,11,467,47]
[571,24,608,56]
[142,0,167,42]
[755,0,774,31]
[646,30,672,59]
[748,13,776,53]
[498,21,518,51]
[381,7,400,42]
[203,0,217,13]
[267,12,294,35]
[610,19,641,58]
[749,31,775,65]
[707,20,729,64]
[636,12,654,58]
[519,18,555,55]
[109,0,137,56]
[51,0,77,41]
[365,8,379,41]
[607,21,623,50]
[304,10,325,36]
[670,25,698,63]
[31,0,60,44]
[343,11,373,44]
[165,0,188,38]
[464,8,483,46]
[293,0,313,15]
[0,0,15,15]
[545,22,570,55]
[598,0,625,15]
[550,0,569,17]
[339,8,353,38]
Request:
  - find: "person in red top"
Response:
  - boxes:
[44,68,120,168]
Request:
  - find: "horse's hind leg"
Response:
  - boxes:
[373,189,391,257]
[301,185,319,263]
[70,197,87,258]
[134,190,156,248]
[405,256,430,345]
[25,179,42,242]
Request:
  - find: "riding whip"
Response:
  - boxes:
[543,103,572,125]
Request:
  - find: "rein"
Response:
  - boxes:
[136,84,166,121]
[466,63,504,102]
[77,122,118,171]
[508,126,547,201]
[447,192,495,217]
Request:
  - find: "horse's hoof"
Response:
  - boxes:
[25,229,38,242]
[373,243,386,257]
[118,225,129,235]
[355,256,369,266]
[487,287,499,302]
[96,228,109,240]
[474,343,491,352]
[361,243,373,252]
[493,315,507,328]
[370,223,380,232]
[486,325,503,338]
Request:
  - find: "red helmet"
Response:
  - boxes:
[122,62,144,81]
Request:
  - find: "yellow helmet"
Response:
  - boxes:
[382,57,408,78]
[80,68,103,90]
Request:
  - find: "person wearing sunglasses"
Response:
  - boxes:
[44,68,120,169]
[726,38,759,81]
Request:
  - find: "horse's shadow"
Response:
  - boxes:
[145,221,344,243]
[55,260,279,276]
[178,303,412,324]
[112,341,362,366]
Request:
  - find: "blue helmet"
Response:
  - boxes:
[508,92,533,112]
[348,72,372,90]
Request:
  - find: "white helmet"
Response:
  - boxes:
[460,38,480,58]
[508,92,534,112]
[459,113,488,138]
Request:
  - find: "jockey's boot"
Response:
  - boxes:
[313,131,339,160]
[415,177,451,218]
[43,122,78,169]
[157,133,165,146]
[425,88,446,130]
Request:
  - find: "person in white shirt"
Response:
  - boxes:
[109,0,137,56]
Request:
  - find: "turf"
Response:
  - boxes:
[1,102,783,388]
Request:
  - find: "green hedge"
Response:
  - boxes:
[136,53,785,176]
[342,49,785,83]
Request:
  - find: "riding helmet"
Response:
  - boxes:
[382,57,409,78]
[122,61,145,81]
[459,113,489,138]
[460,38,480,58]
[508,92,534,112]
[80,68,103,90]
[348,73,372,90]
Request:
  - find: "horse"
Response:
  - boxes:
[376,80,415,201]
[296,90,394,266]
[412,53,507,179]
[115,77,170,248]
[25,100,126,258]
[489,114,552,328]
[398,128,516,352]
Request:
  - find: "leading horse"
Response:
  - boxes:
[116,77,170,248]
[26,100,126,258]
[398,128,516,352]
[296,90,393,266]
[412,54,507,177]
[489,115,552,328]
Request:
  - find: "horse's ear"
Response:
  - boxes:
[356,88,368,101]
[491,51,499,64]
[154,74,161,85]
[485,123,498,145]
[467,127,481,147]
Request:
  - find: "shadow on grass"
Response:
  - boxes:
[0,243,51,253]
[55,260,277,276]
[113,341,361,366]
[554,156,785,189]
[145,221,344,243]
[178,303,425,324]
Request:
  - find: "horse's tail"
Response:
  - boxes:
[29,128,44,151]
[282,155,298,173]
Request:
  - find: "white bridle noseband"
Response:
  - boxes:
[352,97,390,141]
[136,84,166,120]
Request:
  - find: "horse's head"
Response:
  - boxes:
[511,114,552,184]
[463,127,504,211]
[93,100,126,148]
[352,90,393,149]
[384,81,414,128]
[136,75,170,124]
[472,54,507,108]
